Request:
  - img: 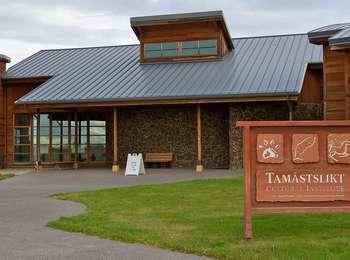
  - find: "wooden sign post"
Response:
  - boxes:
[237,121,350,240]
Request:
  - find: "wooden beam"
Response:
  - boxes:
[18,95,299,110]
[73,111,78,169]
[243,126,253,240]
[196,104,203,173]
[35,109,41,171]
[68,114,72,161]
[48,115,52,162]
[112,108,119,173]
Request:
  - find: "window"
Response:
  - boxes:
[51,120,69,162]
[144,39,217,59]
[89,120,106,162]
[33,114,50,162]
[14,114,31,163]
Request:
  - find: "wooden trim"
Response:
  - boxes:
[243,126,253,240]
[197,104,202,161]
[3,76,51,85]
[254,206,350,214]
[74,111,78,167]
[36,110,40,163]
[29,113,33,162]
[236,120,350,127]
[48,115,52,161]
[68,114,72,161]
[22,96,298,110]
[87,115,90,162]
[346,52,349,119]
[113,108,118,164]
[323,45,328,120]
[196,104,203,172]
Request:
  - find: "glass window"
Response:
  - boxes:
[199,39,217,55]
[162,42,178,57]
[144,39,218,59]
[145,43,161,51]
[15,114,30,126]
[14,114,31,163]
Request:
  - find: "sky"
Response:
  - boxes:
[1,0,350,65]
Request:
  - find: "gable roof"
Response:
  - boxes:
[5,33,322,105]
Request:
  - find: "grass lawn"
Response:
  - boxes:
[48,177,350,260]
[0,173,14,181]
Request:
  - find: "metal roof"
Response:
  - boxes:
[130,10,224,26]
[308,23,350,39]
[330,26,350,46]
[0,54,11,63]
[5,34,322,105]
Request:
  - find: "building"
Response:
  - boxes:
[0,11,348,171]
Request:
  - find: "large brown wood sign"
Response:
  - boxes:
[236,121,350,240]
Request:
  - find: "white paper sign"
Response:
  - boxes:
[125,153,145,176]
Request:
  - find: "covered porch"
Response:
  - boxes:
[12,104,230,172]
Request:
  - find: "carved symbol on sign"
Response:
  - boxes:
[292,134,319,163]
[259,139,280,159]
[257,134,284,163]
[328,134,350,164]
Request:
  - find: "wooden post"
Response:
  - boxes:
[35,109,41,171]
[112,108,119,173]
[196,104,203,173]
[243,126,253,240]
[68,114,72,161]
[73,111,78,169]
[87,115,90,162]
[48,115,52,162]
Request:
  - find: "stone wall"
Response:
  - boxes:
[105,101,322,170]
[110,104,229,169]
[228,102,323,169]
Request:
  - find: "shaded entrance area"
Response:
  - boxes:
[12,104,230,171]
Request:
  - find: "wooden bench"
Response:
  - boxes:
[144,153,173,168]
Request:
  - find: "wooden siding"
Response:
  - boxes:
[138,21,231,62]
[299,68,323,104]
[4,82,40,166]
[0,64,6,165]
[323,45,350,119]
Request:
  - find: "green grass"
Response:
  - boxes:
[0,173,14,181]
[48,177,350,260]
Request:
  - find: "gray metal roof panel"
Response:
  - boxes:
[308,23,350,39]
[0,54,11,63]
[130,11,223,26]
[5,34,323,104]
[330,27,350,46]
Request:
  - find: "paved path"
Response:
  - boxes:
[0,168,237,260]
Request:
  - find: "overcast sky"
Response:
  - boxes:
[1,0,350,65]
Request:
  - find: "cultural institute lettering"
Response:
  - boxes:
[256,169,350,202]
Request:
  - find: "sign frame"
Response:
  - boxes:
[237,120,350,240]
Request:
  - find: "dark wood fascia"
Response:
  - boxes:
[16,95,299,110]
[2,76,51,85]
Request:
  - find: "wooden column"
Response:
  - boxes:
[112,108,119,173]
[73,111,78,169]
[35,109,41,171]
[196,104,203,173]
[243,126,253,240]
[68,114,72,161]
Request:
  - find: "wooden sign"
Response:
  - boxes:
[236,121,350,240]
[125,153,145,176]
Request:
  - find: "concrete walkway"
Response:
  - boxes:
[0,168,238,260]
